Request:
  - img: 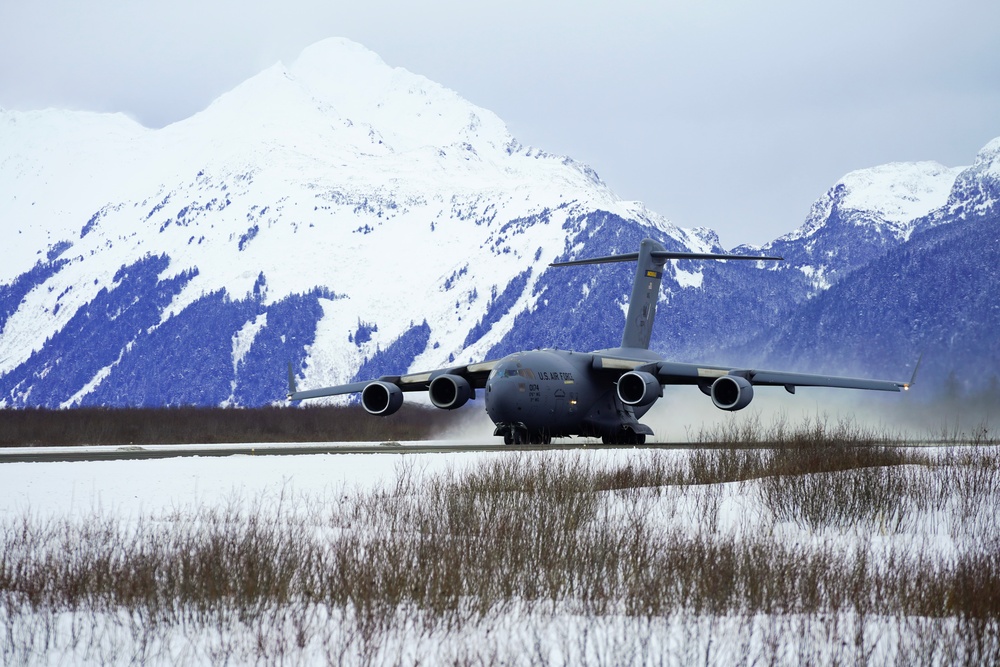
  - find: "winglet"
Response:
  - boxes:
[287,362,297,400]
[903,353,924,391]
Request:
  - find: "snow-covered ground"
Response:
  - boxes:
[0,444,513,519]
[2,441,998,665]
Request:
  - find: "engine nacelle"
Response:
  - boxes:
[711,375,754,411]
[361,381,404,416]
[617,371,663,407]
[429,374,473,410]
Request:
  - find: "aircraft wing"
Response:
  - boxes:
[652,361,912,393]
[287,359,499,401]
[590,355,913,393]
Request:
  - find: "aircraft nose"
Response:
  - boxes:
[485,376,524,421]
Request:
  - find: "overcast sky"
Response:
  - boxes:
[3,0,999,247]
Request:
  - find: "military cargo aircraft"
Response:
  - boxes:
[288,238,914,444]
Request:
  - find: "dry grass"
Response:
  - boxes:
[3,419,1000,664]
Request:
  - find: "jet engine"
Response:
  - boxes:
[429,374,473,410]
[361,381,404,416]
[710,375,754,411]
[617,371,663,407]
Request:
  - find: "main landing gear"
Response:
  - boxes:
[502,428,552,446]
[602,431,646,446]
[496,426,644,446]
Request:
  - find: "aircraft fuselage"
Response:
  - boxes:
[484,348,657,444]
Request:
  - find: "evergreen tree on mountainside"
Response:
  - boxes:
[753,209,1000,396]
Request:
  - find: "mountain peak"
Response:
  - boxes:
[782,161,962,246]
[291,37,391,79]
[936,136,1000,221]
[834,161,962,226]
[752,159,966,294]
[284,37,512,155]
[974,136,1000,169]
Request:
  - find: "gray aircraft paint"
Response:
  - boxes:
[623,238,666,350]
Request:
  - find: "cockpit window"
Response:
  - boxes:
[497,367,536,379]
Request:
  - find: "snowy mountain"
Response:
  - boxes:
[0,38,717,408]
[747,161,963,292]
[0,37,995,408]
[752,140,1000,396]
[928,136,1000,225]
[637,160,967,365]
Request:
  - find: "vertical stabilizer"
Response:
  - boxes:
[621,239,668,349]
[549,239,782,352]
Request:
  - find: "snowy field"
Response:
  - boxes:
[2,438,999,665]
[0,443,514,518]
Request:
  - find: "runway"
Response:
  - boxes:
[0,438,965,464]
[0,440,719,464]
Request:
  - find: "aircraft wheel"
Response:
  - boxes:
[503,432,514,445]
[512,429,527,445]
[601,431,645,445]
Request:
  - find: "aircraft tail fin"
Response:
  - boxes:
[551,239,782,350]
[287,362,297,400]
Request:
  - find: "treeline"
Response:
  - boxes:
[0,405,455,447]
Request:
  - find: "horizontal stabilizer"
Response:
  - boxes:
[551,250,782,267]
[552,239,783,350]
